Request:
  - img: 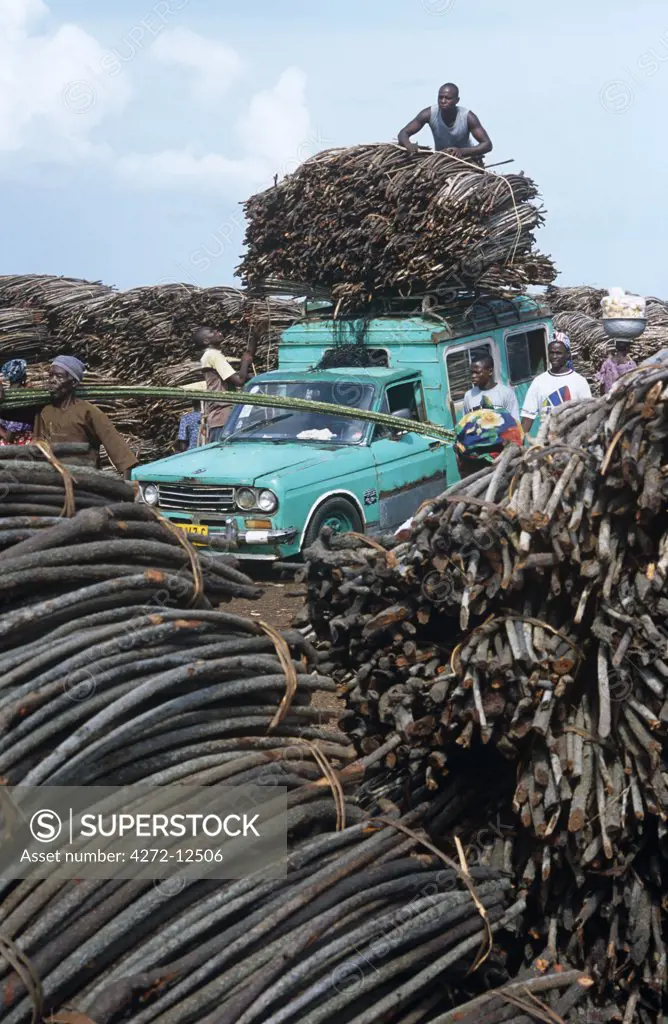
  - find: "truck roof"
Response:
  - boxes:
[250,367,417,385]
[281,295,550,348]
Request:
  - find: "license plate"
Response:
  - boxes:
[175,524,209,537]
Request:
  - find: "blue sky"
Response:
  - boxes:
[1,0,666,296]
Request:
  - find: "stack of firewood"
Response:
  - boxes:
[239,144,556,311]
[303,361,668,1021]
[0,276,301,463]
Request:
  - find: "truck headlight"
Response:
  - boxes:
[142,484,159,506]
[235,487,257,511]
[258,489,278,513]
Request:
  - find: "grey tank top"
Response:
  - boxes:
[428,105,472,150]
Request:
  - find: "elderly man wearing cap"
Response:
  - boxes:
[31,356,139,478]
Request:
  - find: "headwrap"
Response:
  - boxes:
[1,359,27,384]
[51,355,86,383]
[455,399,523,464]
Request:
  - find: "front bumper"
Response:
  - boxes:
[236,525,298,546]
[204,518,298,546]
[157,512,300,560]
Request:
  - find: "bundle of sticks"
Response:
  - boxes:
[0,511,607,1022]
[0,276,301,463]
[0,446,135,524]
[0,276,298,379]
[2,785,559,1024]
[0,510,261,620]
[303,361,668,1020]
[0,605,361,1024]
[238,144,556,311]
[0,309,49,362]
[546,285,607,319]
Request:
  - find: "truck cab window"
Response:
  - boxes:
[375,380,426,440]
[383,381,424,422]
[445,344,493,401]
[505,328,548,384]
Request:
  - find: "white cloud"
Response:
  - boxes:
[116,67,317,193]
[237,68,312,169]
[0,3,317,192]
[0,0,131,159]
[0,0,47,35]
[116,148,268,189]
[151,27,244,102]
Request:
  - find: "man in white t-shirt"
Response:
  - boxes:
[520,340,591,434]
[463,355,520,420]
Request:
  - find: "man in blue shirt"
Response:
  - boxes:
[176,404,202,451]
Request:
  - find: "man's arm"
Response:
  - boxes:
[176,415,189,452]
[504,386,520,423]
[398,108,431,154]
[462,390,473,415]
[32,412,44,440]
[520,380,538,435]
[227,348,256,389]
[447,112,493,159]
[206,341,257,390]
[87,405,138,479]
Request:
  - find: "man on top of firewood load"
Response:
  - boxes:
[398,83,493,163]
[520,340,591,435]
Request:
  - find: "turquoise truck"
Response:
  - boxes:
[132,296,552,560]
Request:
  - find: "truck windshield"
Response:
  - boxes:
[222,380,376,445]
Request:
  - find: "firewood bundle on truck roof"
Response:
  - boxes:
[238,144,557,313]
[303,359,668,1021]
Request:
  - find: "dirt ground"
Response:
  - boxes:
[226,565,342,716]
[227,566,307,631]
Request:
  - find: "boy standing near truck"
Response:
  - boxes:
[194,326,256,442]
[463,355,520,420]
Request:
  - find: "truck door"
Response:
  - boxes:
[370,379,447,532]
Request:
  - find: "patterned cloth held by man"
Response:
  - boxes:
[455,397,523,466]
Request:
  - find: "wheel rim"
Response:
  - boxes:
[322,510,354,534]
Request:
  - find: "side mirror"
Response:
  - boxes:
[388,408,413,439]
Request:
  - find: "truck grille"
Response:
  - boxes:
[158,485,236,515]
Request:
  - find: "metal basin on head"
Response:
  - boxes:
[602,318,646,340]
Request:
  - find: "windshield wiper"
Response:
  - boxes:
[221,413,295,443]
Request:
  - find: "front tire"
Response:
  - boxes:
[302,497,363,550]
